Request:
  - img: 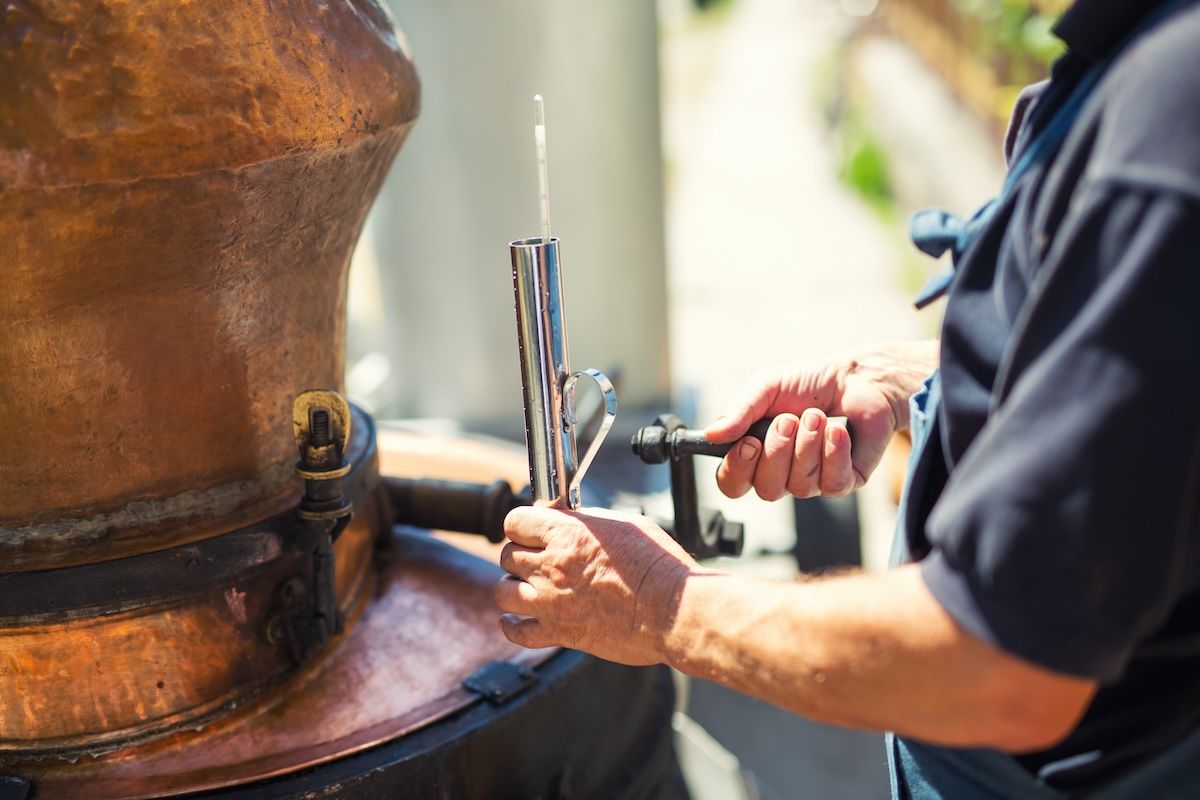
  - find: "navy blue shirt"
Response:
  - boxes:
[905,0,1200,791]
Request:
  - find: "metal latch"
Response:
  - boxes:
[463,660,539,706]
[268,390,354,664]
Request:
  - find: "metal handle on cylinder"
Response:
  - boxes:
[511,237,617,510]
[564,368,618,509]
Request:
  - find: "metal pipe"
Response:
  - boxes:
[511,237,576,505]
[510,237,616,509]
[384,476,526,543]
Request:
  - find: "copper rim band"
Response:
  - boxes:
[0,409,378,626]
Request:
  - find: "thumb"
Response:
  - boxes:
[704,376,781,443]
[500,613,554,649]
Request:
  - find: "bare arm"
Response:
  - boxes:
[497,507,1096,754]
[663,564,1097,752]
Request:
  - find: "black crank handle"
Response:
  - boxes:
[631,415,849,465]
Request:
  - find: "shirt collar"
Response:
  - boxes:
[1054,0,1170,60]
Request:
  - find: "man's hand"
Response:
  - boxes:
[706,341,938,501]
[495,505,707,665]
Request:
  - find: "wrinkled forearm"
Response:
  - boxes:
[657,564,1095,751]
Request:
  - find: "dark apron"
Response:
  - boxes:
[886,3,1200,796]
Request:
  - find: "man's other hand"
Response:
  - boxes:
[705,341,939,501]
[495,505,707,665]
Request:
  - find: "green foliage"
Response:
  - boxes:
[813,46,894,213]
[953,0,1066,83]
[1020,12,1065,65]
[692,0,736,23]
[839,115,893,212]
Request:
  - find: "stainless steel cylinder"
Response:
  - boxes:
[510,237,618,509]
[511,237,578,505]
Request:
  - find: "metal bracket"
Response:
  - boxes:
[462,660,539,706]
[268,390,355,664]
[633,414,745,560]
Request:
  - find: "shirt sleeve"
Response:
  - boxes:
[921,181,1200,682]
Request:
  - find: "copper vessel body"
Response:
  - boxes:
[0,0,420,570]
[0,0,420,759]
[0,6,678,794]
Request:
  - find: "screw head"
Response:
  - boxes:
[265,616,287,645]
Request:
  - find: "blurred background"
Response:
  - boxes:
[347,1,1063,797]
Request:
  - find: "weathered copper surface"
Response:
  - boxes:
[0,0,420,570]
[14,432,551,799]
[0,421,380,751]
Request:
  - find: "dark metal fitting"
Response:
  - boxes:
[632,414,747,560]
[264,614,288,646]
[385,477,529,543]
[277,390,356,664]
[462,660,539,706]
[296,498,354,523]
[631,417,774,465]
[0,775,32,800]
[708,512,745,558]
[293,390,352,472]
[296,463,353,481]
[629,424,669,464]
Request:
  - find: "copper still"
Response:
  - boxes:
[0,2,681,797]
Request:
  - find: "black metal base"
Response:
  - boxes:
[191,652,687,800]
